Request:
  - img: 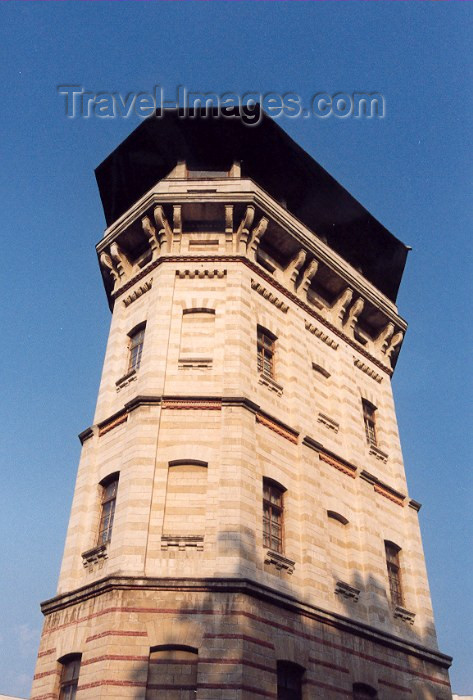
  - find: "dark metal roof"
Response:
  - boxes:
[95,107,408,302]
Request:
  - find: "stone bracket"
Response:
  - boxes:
[394,605,416,625]
[82,543,108,567]
[335,580,360,602]
[264,550,295,575]
[161,535,204,551]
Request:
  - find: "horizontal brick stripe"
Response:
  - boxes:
[77,680,147,691]
[147,684,197,691]
[197,683,276,698]
[379,677,413,693]
[37,647,56,658]
[33,669,57,680]
[82,653,148,666]
[305,679,351,696]
[309,656,350,673]
[30,694,56,700]
[203,633,274,649]
[43,604,449,686]
[201,657,275,673]
[86,629,147,642]
[150,659,197,665]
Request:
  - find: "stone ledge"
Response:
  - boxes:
[394,605,416,625]
[115,368,137,391]
[161,535,204,551]
[81,543,108,567]
[264,550,295,575]
[258,373,283,396]
[369,444,389,463]
[178,358,213,370]
[317,412,339,434]
[335,580,360,602]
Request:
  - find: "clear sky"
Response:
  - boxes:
[0,2,471,697]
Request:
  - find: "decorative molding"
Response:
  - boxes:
[123,279,153,307]
[161,535,204,551]
[360,470,405,507]
[353,356,383,383]
[317,412,340,434]
[251,279,289,312]
[305,321,339,350]
[178,358,213,370]
[264,550,295,575]
[258,372,284,396]
[176,269,226,279]
[319,451,357,479]
[38,575,452,671]
[256,411,299,444]
[408,499,422,512]
[335,581,360,602]
[162,398,222,411]
[369,444,389,463]
[98,411,128,436]
[78,427,94,445]
[115,369,137,391]
[82,544,108,567]
[394,605,416,625]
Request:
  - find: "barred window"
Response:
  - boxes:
[277,661,304,700]
[263,479,285,554]
[98,474,119,545]
[128,324,146,372]
[385,541,403,607]
[257,326,276,379]
[362,399,377,446]
[59,654,81,700]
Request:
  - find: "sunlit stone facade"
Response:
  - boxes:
[31,112,452,700]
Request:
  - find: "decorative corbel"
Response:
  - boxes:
[298,258,319,296]
[172,205,182,253]
[374,322,394,353]
[99,252,119,283]
[247,216,268,260]
[344,297,364,332]
[110,242,132,278]
[236,205,255,253]
[142,216,159,257]
[225,205,234,247]
[386,330,404,361]
[153,206,172,252]
[331,287,353,324]
[285,249,307,289]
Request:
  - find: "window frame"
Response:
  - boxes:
[276,660,304,700]
[263,478,286,554]
[362,399,377,446]
[58,654,81,700]
[385,540,404,607]
[97,473,119,546]
[257,326,277,379]
[127,322,146,373]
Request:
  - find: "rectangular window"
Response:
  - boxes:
[362,399,377,446]
[257,327,276,379]
[128,326,145,372]
[98,477,119,545]
[59,656,81,700]
[385,541,403,606]
[263,479,284,553]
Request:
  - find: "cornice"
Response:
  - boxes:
[96,178,405,327]
[40,575,452,670]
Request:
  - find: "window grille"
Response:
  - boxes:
[257,327,276,378]
[98,476,119,545]
[385,541,403,607]
[263,479,284,554]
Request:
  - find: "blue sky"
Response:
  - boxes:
[0,3,471,697]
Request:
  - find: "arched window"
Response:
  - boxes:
[385,540,403,606]
[146,645,198,699]
[163,461,208,537]
[97,473,119,545]
[179,308,215,365]
[353,682,378,699]
[277,661,304,700]
[263,478,286,554]
[58,654,81,700]
[257,326,277,379]
[128,323,146,372]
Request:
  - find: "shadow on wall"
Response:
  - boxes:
[124,530,452,700]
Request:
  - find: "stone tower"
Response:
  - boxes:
[31,109,452,700]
